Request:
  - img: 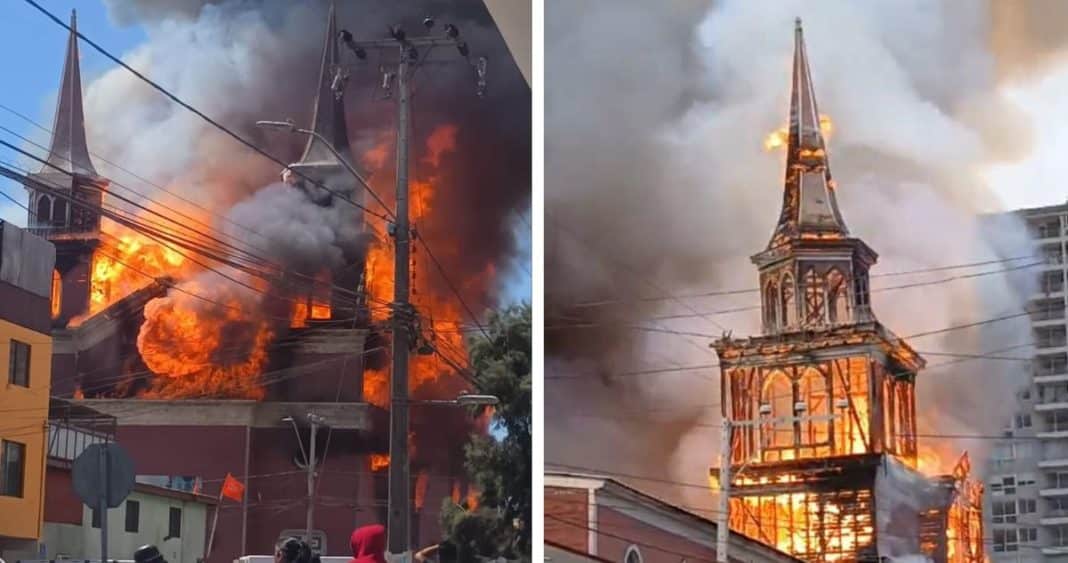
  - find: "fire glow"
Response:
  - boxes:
[764,114,834,151]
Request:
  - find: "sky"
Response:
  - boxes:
[0,1,145,223]
[0,0,531,304]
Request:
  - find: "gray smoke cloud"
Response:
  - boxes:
[79,0,529,307]
[547,0,1045,514]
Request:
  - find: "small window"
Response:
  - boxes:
[168,506,182,538]
[1,440,25,497]
[125,500,140,533]
[1021,527,1038,543]
[623,545,642,563]
[1019,498,1037,514]
[8,340,29,387]
[1016,414,1033,429]
[994,528,1019,553]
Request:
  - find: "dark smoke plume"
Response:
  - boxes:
[547,0,1049,512]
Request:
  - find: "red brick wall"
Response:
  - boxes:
[597,507,720,563]
[545,486,589,553]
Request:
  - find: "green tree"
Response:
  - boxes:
[441,304,531,562]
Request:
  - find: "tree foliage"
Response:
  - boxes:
[441,304,531,562]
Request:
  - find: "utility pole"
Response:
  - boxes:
[338,19,484,562]
[715,398,849,562]
[306,413,324,549]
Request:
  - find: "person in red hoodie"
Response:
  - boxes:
[349,524,387,563]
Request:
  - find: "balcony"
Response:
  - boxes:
[1037,373,1068,384]
[1041,487,1068,497]
[25,225,98,240]
[1039,430,1068,439]
[1037,400,1068,412]
[1039,459,1068,469]
[1042,546,1068,556]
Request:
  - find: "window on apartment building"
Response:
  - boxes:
[1055,473,1068,489]
[993,500,1018,523]
[1019,474,1036,487]
[991,475,1017,496]
[168,507,182,539]
[125,499,140,533]
[1052,525,1068,547]
[0,440,25,497]
[7,340,29,387]
[1036,220,1061,239]
[1018,388,1032,401]
[1019,498,1037,514]
[1016,414,1033,429]
[1020,527,1038,544]
[623,545,643,563]
[1043,271,1066,293]
[993,529,1019,552]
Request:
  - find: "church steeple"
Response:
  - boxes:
[42,10,98,179]
[295,1,351,170]
[752,20,876,334]
[767,18,847,250]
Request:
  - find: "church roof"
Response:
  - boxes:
[295,1,352,169]
[766,18,848,250]
[41,10,98,179]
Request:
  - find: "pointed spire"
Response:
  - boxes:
[42,10,97,178]
[767,18,847,249]
[296,1,351,167]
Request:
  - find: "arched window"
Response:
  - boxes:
[53,199,68,226]
[51,269,61,319]
[803,268,826,325]
[35,195,52,225]
[826,268,849,324]
[780,273,795,329]
[764,279,779,330]
[624,545,643,563]
[798,367,829,448]
[762,370,794,450]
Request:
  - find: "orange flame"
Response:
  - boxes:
[370,454,390,472]
[361,124,492,405]
[136,281,272,399]
[763,114,834,151]
[414,471,430,510]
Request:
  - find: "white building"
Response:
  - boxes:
[986,203,1068,561]
[41,478,213,563]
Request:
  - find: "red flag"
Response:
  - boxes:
[221,473,245,502]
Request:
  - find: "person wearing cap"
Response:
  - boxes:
[134,545,167,563]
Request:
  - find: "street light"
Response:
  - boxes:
[255,120,378,206]
[280,414,327,551]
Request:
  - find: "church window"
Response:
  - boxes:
[798,367,829,449]
[826,268,849,324]
[35,195,52,224]
[764,279,779,330]
[761,370,794,452]
[780,273,795,328]
[803,268,826,325]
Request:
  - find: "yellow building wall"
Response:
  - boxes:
[0,317,52,540]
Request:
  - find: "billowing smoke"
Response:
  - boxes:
[546,0,1045,513]
[85,0,529,305]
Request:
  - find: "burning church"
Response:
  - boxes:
[12,1,528,561]
[711,21,984,563]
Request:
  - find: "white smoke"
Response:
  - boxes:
[547,0,1042,513]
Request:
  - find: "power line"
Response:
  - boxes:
[545,261,1043,329]
[17,0,395,223]
[562,256,1037,309]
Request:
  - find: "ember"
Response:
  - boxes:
[370,453,390,472]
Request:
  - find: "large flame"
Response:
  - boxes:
[360,124,491,407]
[87,226,188,316]
[763,114,834,151]
[136,280,272,399]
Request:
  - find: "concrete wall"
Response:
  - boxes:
[41,489,208,563]
[0,316,54,543]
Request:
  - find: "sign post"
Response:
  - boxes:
[72,443,135,563]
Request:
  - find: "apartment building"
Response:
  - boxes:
[986,203,1068,562]
[0,221,56,559]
